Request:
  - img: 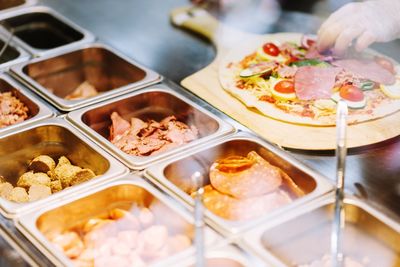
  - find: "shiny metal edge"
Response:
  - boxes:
[238,192,400,267]
[0,225,38,267]
[0,32,30,71]
[0,0,37,17]
[0,73,54,137]
[0,5,95,58]
[15,175,221,267]
[144,131,334,236]
[173,243,267,267]
[0,117,129,218]
[10,42,162,111]
[66,85,235,170]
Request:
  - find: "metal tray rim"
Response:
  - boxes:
[16,175,221,267]
[0,5,96,58]
[239,192,400,267]
[0,73,54,137]
[10,42,162,111]
[67,86,235,170]
[0,117,129,218]
[144,131,334,235]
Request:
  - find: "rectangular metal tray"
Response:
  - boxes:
[0,32,30,70]
[11,42,162,111]
[0,73,53,136]
[145,132,333,235]
[16,176,220,267]
[241,194,400,267]
[0,117,129,218]
[67,86,234,169]
[0,6,94,57]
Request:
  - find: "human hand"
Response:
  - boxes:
[317,0,400,55]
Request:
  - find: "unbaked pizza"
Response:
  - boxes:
[220,33,400,126]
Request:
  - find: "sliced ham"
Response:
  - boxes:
[305,44,335,62]
[294,66,342,100]
[277,65,298,78]
[109,112,130,141]
[332,59,395,85]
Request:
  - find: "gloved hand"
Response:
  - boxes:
[317,0,400,55]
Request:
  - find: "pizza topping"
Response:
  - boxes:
[300,35,316,49]
[291,59,330,67]
[239,62,276,78]
[332,59,396,85]
[277,65,298,78]
[259,95,276,103]
[374,56,396,74]
[262,42,280,57]
[274,80,295,93]
[380,68,400,98]
[294,66,342,100]
[314,99,337,111]
[270,78,297,101]
[339,85,365,102]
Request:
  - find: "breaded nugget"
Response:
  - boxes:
[28,155,56,174]
[9,187,29,203]
[17,171,51,189]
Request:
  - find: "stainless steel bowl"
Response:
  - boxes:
[0,117,128,218]
[11,42,161,111]
[0,6,94,57]
[241,194,400,267]
[16,176,220,267]
[67,86,234,169]
[145,132,333,235]
[0,73,53,137]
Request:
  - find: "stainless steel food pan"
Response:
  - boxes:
[16,176,220,267]
[0,73,53,136]
[0,32,30,70]
[241,194,400,267]
[145,132,333,235]
[0,6,94,57]
[67,86,234,169]
[0,117,128,218]
[11,42,161,111]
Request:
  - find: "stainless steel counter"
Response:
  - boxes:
[1,0,400,265]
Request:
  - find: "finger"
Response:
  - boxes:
[333,26,364,56]
[318,2,360,36]
[355,31,376,52]
[317,22,347,52]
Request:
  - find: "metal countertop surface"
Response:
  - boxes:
[40,0,400,216]
[2,0,400,265]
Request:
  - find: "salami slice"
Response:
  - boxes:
[333,59,395,85]
[294,66,342,100]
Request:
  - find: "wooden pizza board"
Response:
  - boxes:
[171,7,400,150]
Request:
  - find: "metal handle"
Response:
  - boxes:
[191,171,205,267]
[331,100,348,267]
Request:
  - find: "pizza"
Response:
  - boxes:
[219,33,400,126]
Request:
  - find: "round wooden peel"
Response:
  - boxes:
[170,6,400,150]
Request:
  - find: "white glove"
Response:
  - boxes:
[317,0,400,55]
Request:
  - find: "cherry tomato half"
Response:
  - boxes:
[339,85,364,102]
[274,80,295,94]
[263,42,280,57]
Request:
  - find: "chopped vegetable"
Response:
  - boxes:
[290,59,331,67]
[239,62,275,78]
[262,42,280,57]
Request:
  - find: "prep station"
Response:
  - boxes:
[0,0,399,266]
